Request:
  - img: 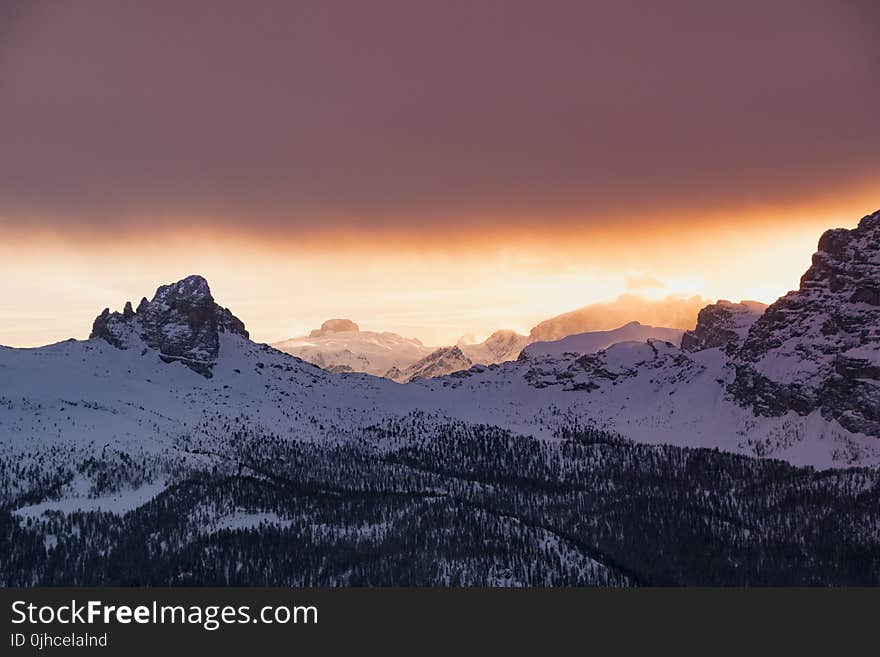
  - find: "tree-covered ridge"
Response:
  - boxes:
[2,415,878,586]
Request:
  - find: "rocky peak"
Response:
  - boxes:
[388,345,473,383]
[730,209,880,435]
[309,318,360,337]
[90,275,248,377]
[681,300,767,354]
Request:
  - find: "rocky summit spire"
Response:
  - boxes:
[729,209,880,435]
[90,275,248,377]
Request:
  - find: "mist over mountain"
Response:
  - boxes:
[529,294,709,342]
[523,322,684,358]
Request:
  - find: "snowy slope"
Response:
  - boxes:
[5,323,872,490]
[406,340,879,468]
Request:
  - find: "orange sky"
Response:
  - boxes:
[1,2,878,348]
[1,192,874,348]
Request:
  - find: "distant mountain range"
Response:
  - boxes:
[272,321,530,380]
[2,208,880,585]
[272,319,432,376]
[273,294,709,380]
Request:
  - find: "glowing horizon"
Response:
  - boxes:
[1,196,874,349]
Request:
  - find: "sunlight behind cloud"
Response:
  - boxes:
[0,202,866,347]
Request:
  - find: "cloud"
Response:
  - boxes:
[529,294,710,340]
[0,0,878,238]
[625,273,667,291]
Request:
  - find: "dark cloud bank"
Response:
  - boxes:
[1,0,878,236]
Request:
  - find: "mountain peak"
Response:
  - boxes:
[156,274,213,302]
[388,345,473,382]
[90,275,248,377]
[731,209,880,434]
[309,318,360,337]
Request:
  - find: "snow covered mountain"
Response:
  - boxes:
[730,210,880,436]
[272,320,432,376]
[385,329,535,382]
[459,329,531,365]
[5,207,880,476]
[386,345,474,382]
[274,324,532,379]
[523,321,684,358]
[4,209,880,585]
[274,314,683,381]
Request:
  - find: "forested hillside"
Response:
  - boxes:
[3,417,877,586]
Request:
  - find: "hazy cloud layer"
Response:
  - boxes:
[1,0,878,237]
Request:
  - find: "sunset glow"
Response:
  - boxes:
[0,1,877,347]
[3,0,880,595]
[1,192,873,348]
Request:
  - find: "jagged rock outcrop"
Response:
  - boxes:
[730,209,880,435]
[90,275,248,377]
[680,300,767,354]
[387,345,473,382]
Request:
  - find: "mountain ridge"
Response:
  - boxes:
[3,209,880,474]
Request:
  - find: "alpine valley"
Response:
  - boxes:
[2,211,880,586]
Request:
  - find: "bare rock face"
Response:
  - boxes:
[90,275,248,377]
[309,319,359,337]
[730,210,880,435]
[680,300,767,355]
